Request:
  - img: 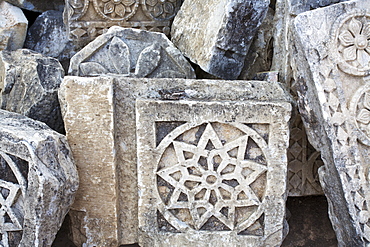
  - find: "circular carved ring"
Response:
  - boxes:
[350,83,370,146]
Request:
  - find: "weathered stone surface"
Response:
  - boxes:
[137,97,291,246]
[69,26,195,78]
[64,0,183,47]
[292,0,370,245]
[24,10,76,73]
[0,49,65,133]
[0,109,78,246]
[60,76,292,246]
[171,0,269,80]
[0,1,28,51]
[5,0,64,12]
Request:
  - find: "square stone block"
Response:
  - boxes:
[136,98,291,246]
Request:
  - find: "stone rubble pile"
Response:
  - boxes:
[1,0,368,246]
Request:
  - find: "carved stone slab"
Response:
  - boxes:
[0,1,28,51]
[60,76,291,246]
[0,49,65,133]
[5,0,64,12]
[292,0,370,245]
[68,26,195,78]
[0,110,78,246]
[64,0,183,46]
[136,96,291,246]
[171,0,269,80]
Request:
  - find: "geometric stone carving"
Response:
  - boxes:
[63,0,183,46]
[292,0,370,245]
[136,89,291,245]
[0,1,28,51]
[68,26,195,79]
[59,76,292,246]
[171,0,270,80]
[0,49,65,133]
[0,109,78,246]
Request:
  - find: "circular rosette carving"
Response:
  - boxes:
[67,0,89,20]
[332,10,370,76]
[142,0,182,21]
[93,0,139,21]
[156,122,269,233]
[350,84,370,146]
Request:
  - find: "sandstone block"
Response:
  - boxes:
[171,0,269,79]
[0,49,65,133]
[64,0,183,47]
[0,1,27,51]
[0,109,78,246]
[60,76,291,246]
[292,0,370,245]
[69,26,195,78]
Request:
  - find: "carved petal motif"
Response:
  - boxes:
[122,0,136,6]
[153,4,164,17]
[349,18,362,36]
[146,0,158,6]
[363,23,370,38]
[104,2,114,14]
[70,0,83,8]
[343,45,357,61]
[363,92,370,110]
[115,4,125,17]
[339,30,355,47]
[357,50,370,68]
[135,44,161,77]
[357,109,370,124]
[163,2,174,14]
[79,62,108,76]
[109,37,130,74]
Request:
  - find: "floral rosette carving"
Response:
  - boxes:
[142,0,182,21]
[350,84,370,146]
[66,0,89,20]
[334,11,370,76]
[93,0,139,20]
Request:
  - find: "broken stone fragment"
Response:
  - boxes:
[69,26,195,79]
[0,109,78,247]
[0,49,65,133]
[24,10,76,73]
[292,0,370,245]
[171,0,270,80]
[59,76,292,246]
[0,1,28,51]
[4,0,64,12]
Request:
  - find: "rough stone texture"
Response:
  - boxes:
[59,76,292,246]
[292,0,370,245]
[0,49,65,133]
[137,95,291,246]
[5,0,64,12]
[63,0,183,48]
[0,1,28,51]
[171,0,269,80]
[0,109,78,246]
[24,10,76,73]
[69,26,195,78]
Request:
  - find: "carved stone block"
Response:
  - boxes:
[64,0,183,46]
[292,0,370,245]
[60,76,291,246]
[136,94,291,246]
[0,1,28,51]
[68,26,195,78]
[5,0,64,12]
[171,0,269,79]
[0,110,78,246]
[0,49,65,133]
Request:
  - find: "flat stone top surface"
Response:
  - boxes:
[63,76,291,102]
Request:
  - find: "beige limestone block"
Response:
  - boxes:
[0,1,28,51]
[63,0,183,47]
[292,0,370,245]
[60,76,292,246]
[136,88,291,246]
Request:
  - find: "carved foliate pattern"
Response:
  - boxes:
[65,0,183,42]
[333,10,370,76]
[351,84,370,146]
[287,116,323,196]
[156,122,268,233]
[0,151,27,247]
